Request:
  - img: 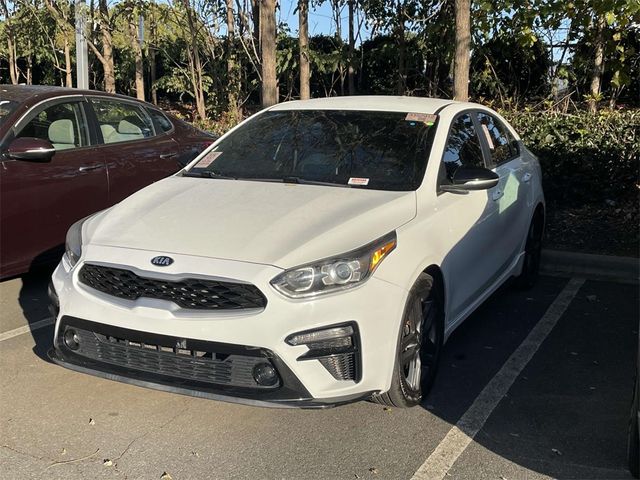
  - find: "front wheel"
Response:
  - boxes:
[373,273,444,408]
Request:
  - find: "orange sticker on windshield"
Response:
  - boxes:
[348,177,369,186]
[195,151,222,168]
[405,113,437,125]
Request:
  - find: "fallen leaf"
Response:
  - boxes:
[369,467,378,474]
[60,448,67,456]
[89,418,95,425]
[509,433,520,437]
[160,472,173,480]
[191,451,199,457]
[570,352,578,356]
[425,404,435,410]
[103,459,113,467]
[551,448,562,456]
[586,295,597,302]
[383,407,391,412]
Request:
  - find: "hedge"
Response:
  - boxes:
[502,109,640,206]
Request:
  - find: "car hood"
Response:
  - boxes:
[87,176,416,268]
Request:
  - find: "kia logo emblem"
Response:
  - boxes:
[151,256,174,267]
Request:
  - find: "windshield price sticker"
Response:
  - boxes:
[405,112,438,125]
[195,151,222,168]
[348,177,370,186]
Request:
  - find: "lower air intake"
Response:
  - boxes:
[319,353,357,381]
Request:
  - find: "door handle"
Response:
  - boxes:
[492,189,504,201]
[522,172,532,183]
[160,152,178,159]
[78,164,103,172]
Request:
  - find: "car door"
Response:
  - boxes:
[435,112,502,322]
[0,97,108,276]
[476,111,530,269]
[87,97,181,204]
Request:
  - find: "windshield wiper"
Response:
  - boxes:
[183,170,238,180]
[280,176,351,188]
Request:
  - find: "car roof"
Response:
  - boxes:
[0,84,159,108]
[268,96,460,114]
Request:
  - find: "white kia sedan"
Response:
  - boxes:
[48,96,544,408]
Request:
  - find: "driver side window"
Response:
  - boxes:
[441,113,485,182]
[17,102,89,151]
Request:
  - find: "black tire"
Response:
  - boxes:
[516,210,544,289]
[373,273,444,408]
[629,373,639,478]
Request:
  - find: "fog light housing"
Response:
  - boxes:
[286,322,360,382]
[63,328,80,350]
[252,362,278,386]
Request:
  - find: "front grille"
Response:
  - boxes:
[60,323,279,389]
[79,264,267,310]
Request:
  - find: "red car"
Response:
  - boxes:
[0,85,215,280]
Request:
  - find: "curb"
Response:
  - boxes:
[541,249,639,284]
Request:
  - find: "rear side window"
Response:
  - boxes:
[16,101,89,151]
[441,113,485,181]
[91,99,155,144]
[147,109,173,133]
[477,112,519,165]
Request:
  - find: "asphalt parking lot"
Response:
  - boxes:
[0,269,637,480]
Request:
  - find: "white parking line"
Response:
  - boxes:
[411,277,586,480]
[0,317,54,342]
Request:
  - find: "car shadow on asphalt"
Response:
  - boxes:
[420,277,638,479]
[17,264,57,363]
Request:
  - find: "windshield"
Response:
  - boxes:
[0,99,19,126]
[186,110,438,191]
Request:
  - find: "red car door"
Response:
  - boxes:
[0,98,108,278]
[86,97,181,204]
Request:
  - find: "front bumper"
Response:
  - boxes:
[49,317,373,408]
[50,244,409,406]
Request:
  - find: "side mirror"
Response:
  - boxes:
[5,137,56,162]
[441,166,499,193]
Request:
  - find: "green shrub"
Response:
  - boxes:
[502,109,640,206]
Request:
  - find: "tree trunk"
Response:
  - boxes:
[183,0,206,119]
[64,36,73,87]
[588,14,605,113]
[128,13,145,101]
[347,0,355,95]
[7,35,17,84]
[299,0,310,99]
[396,0,406,95]
[453,0,471,101]
[260,0,277,107]
[226,0,239,110]
[252,0,260,49]
[99,0,115,92]
[149,2,158,104]
[149,48,157,104]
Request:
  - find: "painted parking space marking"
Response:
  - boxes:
[411,277,586,480]
[0,317,54,342]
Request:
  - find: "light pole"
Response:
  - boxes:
[75,0,88,89]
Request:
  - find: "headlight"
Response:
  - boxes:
[270,231,397,299]
[64,218,86,267]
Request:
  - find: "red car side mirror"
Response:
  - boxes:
[6,137,56,162]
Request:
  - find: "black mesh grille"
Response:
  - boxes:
[79,264,267,310]
[319,354,357,381]
[62,325,279,389]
